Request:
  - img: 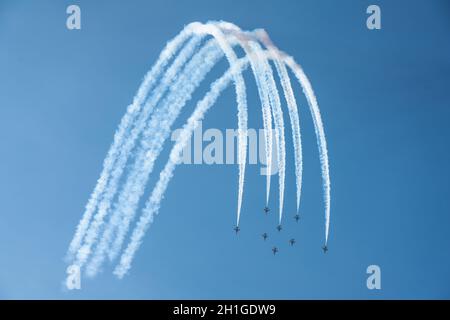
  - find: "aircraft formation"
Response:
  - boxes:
[233,206,329,255]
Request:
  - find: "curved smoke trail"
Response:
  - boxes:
[67,22,203,259]
[191,23,249,227]
[249,40,286,223]
[114,48,330,277]
[88,25,286,276]
[255,30,303,214]
[70,21,249,268]
[104,22,250,264]
[114,56,252,278]
[84,22,255,275]
[84,39,224,274]
[88,40,232,274]
[66,21,331,281]
[78,40,225,269]
[215,23,275,209]
[77,36,204,267]
[217,23,286,223]
[283,55,331,244]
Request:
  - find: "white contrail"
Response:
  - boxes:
[217,23,285,223]
[67,22,331,281]
[193,23,248,226]
[89,24,287,276]
[114,56,252,278]
[105,23,249,266]
[114,49,329,278]
[255,29,303,213]
[73,36,207,268]
[221,26,328,239]
[79,37,208,275]
[78,39,225,270]
[85,40,227,275]
[215,22,274,208]
[66,23,202,259]
[283,55,331,244]
[249,41,286,223]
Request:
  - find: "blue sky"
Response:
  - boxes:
[0,0,450,299]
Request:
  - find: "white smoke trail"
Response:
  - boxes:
[85,40,227,275]
[255,30,303,213]
[114,49,330,277]
[75,23,252,276]
[103,23,249,267]
[216,23,285,223]
[67,23,202,259]
[249,41,286,224]
[223,26,327,237]
[77,40,225,270]
[73,36,206,267]
[78,37,208,275]
[192,23,248,226]
[283,55,331,244]
[114,56,252,278]
[226,32,286,223]
[68,21,330,280]
[214,22,274,208]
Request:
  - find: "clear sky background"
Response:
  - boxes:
[0,0,449,299]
